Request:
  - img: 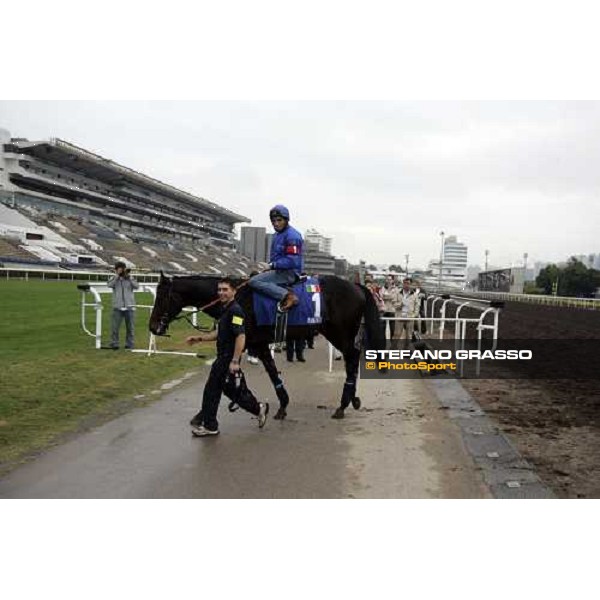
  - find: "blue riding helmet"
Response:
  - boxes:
[269,204,290,221]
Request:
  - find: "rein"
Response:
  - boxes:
[161,279,249,332]
[172,297,221,331]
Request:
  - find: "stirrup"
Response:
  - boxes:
[274,310,288,344]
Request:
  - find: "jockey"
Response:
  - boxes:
[249,204,303,311]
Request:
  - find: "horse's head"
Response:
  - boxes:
[149,272,185,336]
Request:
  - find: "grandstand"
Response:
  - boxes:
[0,128,262,276]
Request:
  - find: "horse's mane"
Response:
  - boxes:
[172,273,247,282]
[178,274,222,280]
[170,273,248,288]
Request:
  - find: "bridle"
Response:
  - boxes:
[157,278,249,333]
[157,280,217,334]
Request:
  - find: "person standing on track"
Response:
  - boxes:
[393,277,419,349]
[187,277,269,436]
[381,275,399,340]
[412,278,427,334]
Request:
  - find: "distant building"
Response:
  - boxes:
[304,241,335,275]
[265,233,273,262]
[305,228,332,254]
[240,226,268,263]
[425,235,468,290]
[334,257,349,277]
[466,264,481,283]
[0,129,265,276]
[479,267,525,294]
[0,129,248,249]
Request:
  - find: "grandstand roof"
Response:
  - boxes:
[7,137,250,225]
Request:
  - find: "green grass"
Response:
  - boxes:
[0,279,215,470]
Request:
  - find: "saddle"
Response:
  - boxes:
[251,275,322,345]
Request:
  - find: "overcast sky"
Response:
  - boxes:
[1,101,599,269]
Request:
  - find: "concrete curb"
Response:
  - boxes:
[425,377,556,499]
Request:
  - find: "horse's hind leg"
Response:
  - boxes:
[255,344,290,420]
[332,347,361,419]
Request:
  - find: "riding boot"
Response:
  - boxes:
[279,292,299,311]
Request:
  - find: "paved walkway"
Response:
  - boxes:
[0,344,491,498]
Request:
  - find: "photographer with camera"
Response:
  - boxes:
[107,261,139,350]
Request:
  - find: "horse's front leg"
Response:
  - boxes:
[255,344,290,420]
[332,346,361,419]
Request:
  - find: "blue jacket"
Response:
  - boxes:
[270,224,304,273]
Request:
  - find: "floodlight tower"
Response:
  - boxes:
[438,231,445,291]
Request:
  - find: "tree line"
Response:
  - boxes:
[536,258,600,297]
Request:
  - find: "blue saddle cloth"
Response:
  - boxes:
[253,276,324,327]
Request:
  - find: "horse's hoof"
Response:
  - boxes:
[352,396,361,410]
[273,408,287,420]
[332,408,345,419]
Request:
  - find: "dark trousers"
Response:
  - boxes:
[286,337,305,361]
[201,356,260,431]
[111,308,135,348]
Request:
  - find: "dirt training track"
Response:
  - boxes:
[0,343,491,499]
[435,299,600,498]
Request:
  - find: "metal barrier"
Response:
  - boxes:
[462,290,600,310]
[328,294,501,376]
[424,295,501,346]
[3,266,159,283]
[78,283,198,356]
[382,299,501,377]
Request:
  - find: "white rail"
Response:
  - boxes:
[2,266,159,283]
[383,295,501,377]
[464,290,600,310]
[78,283,198,356]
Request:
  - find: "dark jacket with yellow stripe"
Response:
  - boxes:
[217,300,245,357]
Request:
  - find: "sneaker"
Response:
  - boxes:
[247,355,259,365]
[258,402,270,428]
[191,424,220,437]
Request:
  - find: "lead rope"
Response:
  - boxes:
[173,280,250,331]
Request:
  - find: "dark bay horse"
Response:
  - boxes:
[148,273,385,419]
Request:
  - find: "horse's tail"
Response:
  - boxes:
[359,284,386,351]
